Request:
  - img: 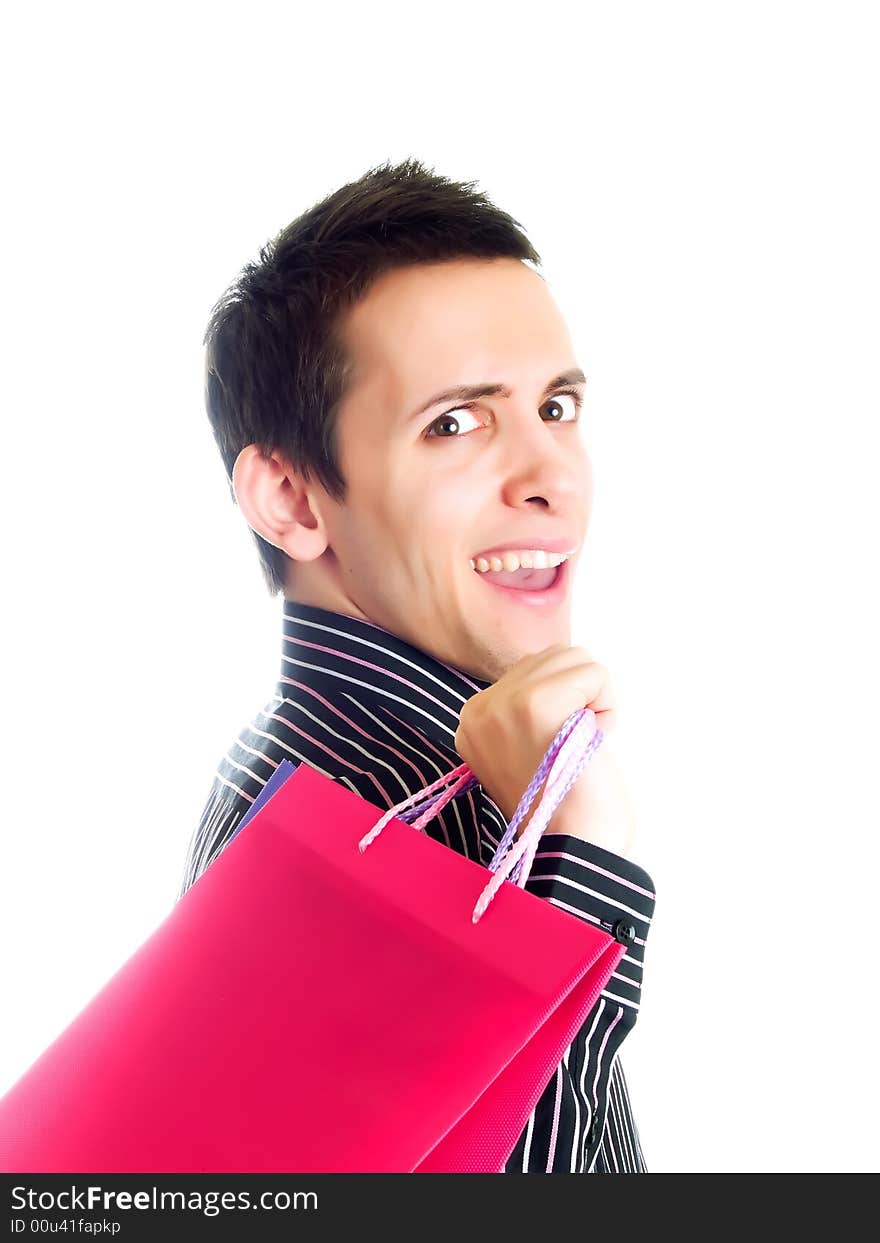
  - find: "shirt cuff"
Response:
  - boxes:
[523,834,656,1011]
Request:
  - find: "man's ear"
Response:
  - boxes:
[231,444,329,562]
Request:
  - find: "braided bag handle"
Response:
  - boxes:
[358,708,604,924]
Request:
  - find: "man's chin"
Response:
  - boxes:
[464,626,572,684]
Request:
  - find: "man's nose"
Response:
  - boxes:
[497,412,586,508]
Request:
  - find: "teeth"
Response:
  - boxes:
[470,549,573,574]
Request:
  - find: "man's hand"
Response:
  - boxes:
[455,643,638,859]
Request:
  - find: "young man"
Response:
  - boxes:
[178,158,657,1174]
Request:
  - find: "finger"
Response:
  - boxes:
[507,641,570,675]
[510,643,595,682]
[535,663,618,724]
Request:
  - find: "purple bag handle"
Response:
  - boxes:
[358,708,604,924]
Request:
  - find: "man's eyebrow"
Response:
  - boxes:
[408,368,588,421]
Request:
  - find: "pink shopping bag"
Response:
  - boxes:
[0,708,625,1172]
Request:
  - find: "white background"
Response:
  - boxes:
[1,1,877,1174]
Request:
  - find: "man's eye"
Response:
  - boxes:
[424,391,582,439]
[542,391,582,423]
[424,405,484,438]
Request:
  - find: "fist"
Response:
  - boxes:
[454,643,637,859]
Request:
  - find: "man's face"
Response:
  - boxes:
[298,257,592,683]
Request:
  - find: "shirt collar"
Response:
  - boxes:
[277,599,493,750]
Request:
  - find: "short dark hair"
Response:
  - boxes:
[203,157,543,596]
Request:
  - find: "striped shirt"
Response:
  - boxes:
[177,599,656,1173]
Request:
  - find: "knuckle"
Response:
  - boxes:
[508,684,533,722]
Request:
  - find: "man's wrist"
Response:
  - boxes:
[547,802,633,858]
[539,743,637,860]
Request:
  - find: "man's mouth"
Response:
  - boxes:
[468,547,574,591]
[468,545,576,602]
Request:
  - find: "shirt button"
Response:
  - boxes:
[612,920,636,946]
